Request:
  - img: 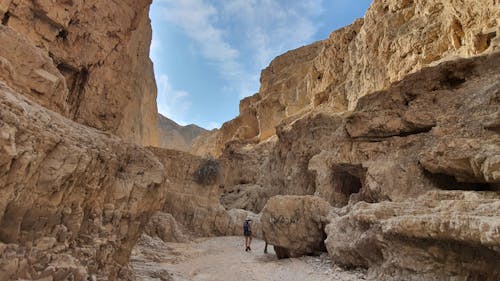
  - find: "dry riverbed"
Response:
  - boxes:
[130,235,367,281]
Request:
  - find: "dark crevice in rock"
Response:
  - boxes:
[397,125,434,137]
[1,11,10,25]
[349,124,435,141]
[274,246,290,259]
[30,89,44,96]
[423,171,496,191]
[441,73,466,89]
[56,29,68,41]
[57,63,89,119]
[330,164,367,205]
[475,31,497,53]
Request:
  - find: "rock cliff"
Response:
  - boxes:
[0,0,159,146]
[221,52,500,280]
[0,81,165,280]
[193,0,500,156]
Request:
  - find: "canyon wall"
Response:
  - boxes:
[0,1,165,279]
[0,80,166,280]
[0,0,499,280]
[221,52,500,280]
[193,0,499,156]
[213,1,500,279]
[0,0,159,146]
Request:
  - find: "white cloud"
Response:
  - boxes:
[152,0,325,127]
[155,0,322,85]
[156,0,243,78]
[220,0,323,68]
[156,74,191,125]
[204,121,221,130]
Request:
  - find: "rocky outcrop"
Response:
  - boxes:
[0,82,165,280]
[261,196,330,258]
[157,114,208,152]
[0,0,158,146]
[0,78,249,279]
[148,148,246,238]
[195,0,499,156]
[221,52,500,280]
[144,212,189,243]
[220,184,269,213]
[326,191,500,280]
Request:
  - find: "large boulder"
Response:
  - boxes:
[261,195,331,258]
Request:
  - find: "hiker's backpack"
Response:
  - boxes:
[243,220,250,233]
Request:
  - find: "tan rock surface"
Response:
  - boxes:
[198,0,499,156]
[0,82,165,280]
[149,148,243,238]
[0,25,68,115]
[325,191,500,280]
[219,53,500,279]
[0,0,158,146]
[261,196,330,258]
[144,212,189,243]
[223,51,500,209]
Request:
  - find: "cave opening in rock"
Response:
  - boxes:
[330,164,366,205]
[423,171,498,191]
[1,11,10,25]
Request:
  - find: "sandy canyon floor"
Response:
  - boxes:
[130,236,367,281]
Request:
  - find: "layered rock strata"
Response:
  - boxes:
[326,191,500,280]
[223,52,500,280]
[0,0,158,146]
[0,82,165,280]
[193,0,500,156]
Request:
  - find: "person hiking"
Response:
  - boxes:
[243,218,252,251]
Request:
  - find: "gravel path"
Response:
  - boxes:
[130,236,367,281]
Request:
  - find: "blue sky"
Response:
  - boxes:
[150,0,372,129]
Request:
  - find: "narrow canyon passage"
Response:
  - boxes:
[130,236,367,281]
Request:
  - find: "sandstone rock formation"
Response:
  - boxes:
[261,196,330,258]
[0,81,165,280]
[157,114,208,152]
[0,0,158,146]
[1,0,499,280]
[326,191,500,280]
[193,0,500,156]
[231,52,500,280]
[148,148,245,238]
[144,212,189,243]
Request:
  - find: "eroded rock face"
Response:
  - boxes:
[195,0,499,156]
[149,148,240,237]
[227,51,500,209]
[0,0,158,146]
[325,191,500,280]
[261,196,330,258]
[0,82,165,280]
[144,212,189,243]
[219,52,500,279]
[0,25,68,115]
